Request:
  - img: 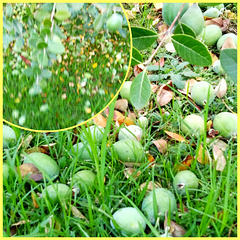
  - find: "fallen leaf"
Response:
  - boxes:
[196,145,210,164]
[165,42,176,53]
[20,55,31,66]
[93,113,107,128]
[164,212,186,237]
[19,163,39,177]
[125,10,136,19]
[139,181,162,193]
[117,116,135,126]
[147,154,155,166]
[177,155,193,171]
[153,139,168,154]
[180,79,197,94]
[26,146,48,154]
[165,131,186,142]
[31,192,39,208]
[21,135,33,148]
[214,78,227,98]
[205,17,223,27]
[157,88,173,106]
[213,145,226,171]
[210,139,228,151]
[151,84,159,93]
[153,57,164,68]
[41,143,57,152]
[177,203,189,212]
[71,205,89,222]
[134,65,143,76]
[113,110,124,121]
[124,168,141,179]
[128,111,137,121]
[221,37,237,50]
[210,52,219,64]
[115,99,128,112]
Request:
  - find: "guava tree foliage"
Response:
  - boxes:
[130,3,237,110]
[3,3,127,96]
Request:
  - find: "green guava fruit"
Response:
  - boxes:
[72,170,96,190]
[213,112,237,138]
[3,163,9,182]
[191,81,215,106]
[24,152,59,180]
[203,8,221,18]
[118,125,143,141]
[213,60,225,74]
[120,81,132,103]
[141,188,177,224]
[138,116,148,128]
[173,170,199,195]
[72,142,92,160]
[3,125,16,148]
[162,3,189,26]
[82,125,104,144]
[106,13,123,32]
[42,183,70,203]
[110,207,146,236]
[113,139,144,163]
[217,33,237,50]
[180,3,204,36]
[200,25,222,46]
[181,114,205,137]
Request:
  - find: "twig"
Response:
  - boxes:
[143,3,186,66]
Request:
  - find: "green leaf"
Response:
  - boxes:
[3,33,13,49]
[41,3,53,12]
[37,51,48,68]
[56,3,69,11]
[130,70,151,110]
[171,74,185,89]
[93,14,104,32]
[131,26,158,51]
[41,69,52,79]
[55,10,71,21]
[220,48,237,83]
[173,23,196,38]
[5,4,13,17]
[181,67,199,77]
[34,9,50,22]
[23,67,33,77]
[171,34,212,66]
[131,47,143,66]
[12,19,23,35]
[48,35,65,54]
[37,39,48,49]
[69,3,84,12]
[13,37,24,52]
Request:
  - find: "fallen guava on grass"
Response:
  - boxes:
[213,112,237,138]
[24,152,59,180]
[203,7,221,18]
[81,125,104,144]
[181,114,205,137]
[217,33,238,50]
[72,142,93,160]
[42,183,70,203]
[213,60,225,74]
[191,81,215,106]
[3,125,16,148]
[138,116,148,129]
[3,163,9,183]
[110,207,146,236]
[106,13,123,32]
[118,125,143,141]
[113,139,144,163]
[141,188,177,224]
[72,170,96,191]
[199,25,222,47]
[173,170,199,195]
[120,81,132,103]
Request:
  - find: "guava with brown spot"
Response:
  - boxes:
[173,170,199,195]
[213,112,237,138]
[110,207,146,236]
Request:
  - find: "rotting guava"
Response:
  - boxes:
[199,25,222,46]
[3,125,17,148]
[120,81,132,103]
[162,3,189,26]
[24,152,59,180]
[110,207,146,236]
[180,3,204,36]
[72,170,96,191]
[42,183,70,203]
[113,139,144,163]
[141,188,177,224]
[118,125,143,141]
[217,33,237,50]
[106,13,123,32]
[173,170,199,195]
[213,112,237,138]
[213,60,225,74]
[191,81,215,106]
[181,114,205,137]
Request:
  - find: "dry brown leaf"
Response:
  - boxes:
[210,52,219,64]
[134,65,143,76]
[211,139,228,151]
[19,163,39,177]
[165,130,186,142]
[177,203,189,213]
[125,10,136,19]
[93,113,107,128]
[221,37,237,50]
[41,143,57,152]
[157,88,173,106]
[11,219,30,226]
[177,155,193,171]
[147,154,155,166]
[115,99,128,112]
[71,205,89,222]
[205,17,223,27]
[128,111,137,121]
[164,213,186,237]
[221,19,230,31]
[214,78,227,98]
[26,146,48,154]
[113,110,124,121]
[213,145,226,171]
[117,116,135,126]
[153,139,168,154]
[151,84,159,93]
[139,181,162,193]
[22,135,33,148]
[31,191,39,208]
[124,168,141,179]
[153,57,165,68]
[182,79,197,94]
[197,145,210,164]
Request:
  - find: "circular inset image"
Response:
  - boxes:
[3,3,131,131]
